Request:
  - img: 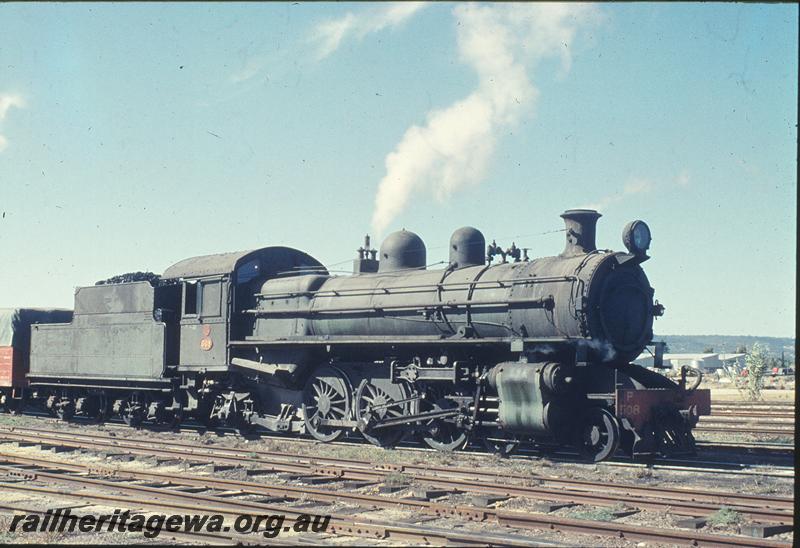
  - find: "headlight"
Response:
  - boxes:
[622,220,651,255]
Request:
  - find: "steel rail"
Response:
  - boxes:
[710,411,795,419]
[1,420,794,479]
[712,400,795,404]
[2,424,794,498]
[695,426,794,435]
[0,426,793,514]
[711,403,794,410]
[0,501,301,546]
[0,469,556,547]
[0,451,793,526]
[701,416,794,423]
[0,458,792,548]
[695,440,794,452]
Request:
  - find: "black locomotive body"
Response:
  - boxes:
[16,209,710,461]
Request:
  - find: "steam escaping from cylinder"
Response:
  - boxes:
[584,339,617,362]
[370,4,600,236]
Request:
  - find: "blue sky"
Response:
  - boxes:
[0,3,796,337]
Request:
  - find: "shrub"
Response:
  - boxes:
[384,472,410,486]
[744,343,769,401]
[707,506,742,526]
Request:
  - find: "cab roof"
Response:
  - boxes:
[162,246,326,280]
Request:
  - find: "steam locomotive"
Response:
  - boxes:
[0,209,710,461]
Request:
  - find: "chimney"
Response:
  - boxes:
[560,209,601,256]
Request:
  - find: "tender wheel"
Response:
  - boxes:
[302,366,352,443]
[85,394,108,423]
[151,405,183,431]
[5,395,23,416]
[577,407,620,462]
[92,399,109,423]
[121,400,144,428]
[483,435,520,457]
[56,404,74,421]
[419,388,469,452]
[354,378,411,448]
[166,406,184,429]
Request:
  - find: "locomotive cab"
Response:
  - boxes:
[161,246,327,372]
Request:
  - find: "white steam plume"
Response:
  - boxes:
[582,177,655,211]
[370,4,599,236]
[0,93,26,152]
[313,2,428,60]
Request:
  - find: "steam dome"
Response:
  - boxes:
[449,226,485,268]
[378,230,426,273]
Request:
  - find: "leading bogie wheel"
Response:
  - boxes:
[576,407,621,462]
[302,365,352,443]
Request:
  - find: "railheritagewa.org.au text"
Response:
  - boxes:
[7,508,331,539]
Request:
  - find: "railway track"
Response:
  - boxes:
[0,501,304,546]
[710,410,795,419]
[1,416,794,476]
[695,440,794,453]
[0,461,549,546]
[4,398,794,455]
[0,425,794,516]
[0,442,793,546]
[700,401,796,437]
[712,401,794,407]
[695,425,795,436]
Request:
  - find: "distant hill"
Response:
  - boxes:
[655,335,795,359]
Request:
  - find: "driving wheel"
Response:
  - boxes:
[354,378,411,448]
[419,387,469,452]
[302,366,352,442]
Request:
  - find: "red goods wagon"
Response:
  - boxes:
[0,308,72,410]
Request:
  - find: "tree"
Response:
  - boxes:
[736,345,747,354]
[702,346,714,353]
[744,342,769,401]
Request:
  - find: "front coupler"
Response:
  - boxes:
[615,366,711,458]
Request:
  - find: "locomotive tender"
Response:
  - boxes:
[8,209,710,461]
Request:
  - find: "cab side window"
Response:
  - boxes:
[201,280,222,317]
[184,281,199,316]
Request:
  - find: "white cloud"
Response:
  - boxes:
[312,2,427,60]
[584,169,697,212]
[230,55,268,84]
[582,177,655,211]
[369,4,600,235]
[0,94,25,119]
[0,93,26,152]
